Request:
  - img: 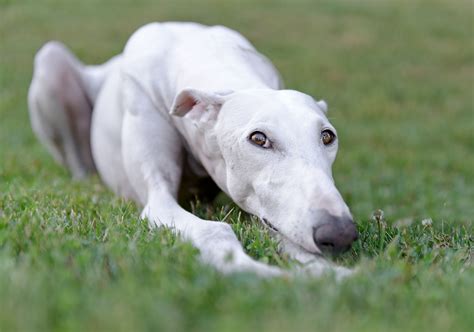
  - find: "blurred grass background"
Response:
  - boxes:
[0,0,473,331]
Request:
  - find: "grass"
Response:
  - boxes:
[0,0,473,331]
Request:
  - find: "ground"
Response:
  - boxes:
[0,0,473,331]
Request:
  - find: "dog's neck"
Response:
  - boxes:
[153,43,282,195]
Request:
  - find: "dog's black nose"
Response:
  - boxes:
[313,215,358,255]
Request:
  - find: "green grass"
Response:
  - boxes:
[0,0,473,331]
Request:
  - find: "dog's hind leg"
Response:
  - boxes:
[27,41,119,179]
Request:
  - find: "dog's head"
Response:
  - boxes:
[171,88,358,256]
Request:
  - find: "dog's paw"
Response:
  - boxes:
[332,265,355,281]
[294,260,355,281]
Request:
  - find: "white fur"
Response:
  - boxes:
[29,22,355,278]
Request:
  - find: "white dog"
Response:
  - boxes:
[28,22,358,278]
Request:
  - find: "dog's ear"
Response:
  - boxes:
[170,88,232,120]
[317,100,328,113]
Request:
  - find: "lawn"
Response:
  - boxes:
[0,0,473,331]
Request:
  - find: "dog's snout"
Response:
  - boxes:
[313,215,358,255]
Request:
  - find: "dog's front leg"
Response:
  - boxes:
[142,191,283,277]
[121,78,282,277]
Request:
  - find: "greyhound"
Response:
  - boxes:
[28,22,358,278]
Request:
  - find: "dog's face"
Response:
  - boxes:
[171,88,358,256]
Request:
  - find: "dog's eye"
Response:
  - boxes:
[249,131,271,148]
[321,129,336,146]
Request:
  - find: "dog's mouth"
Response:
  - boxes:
[261,218,279,233]
[260,217,324,258]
